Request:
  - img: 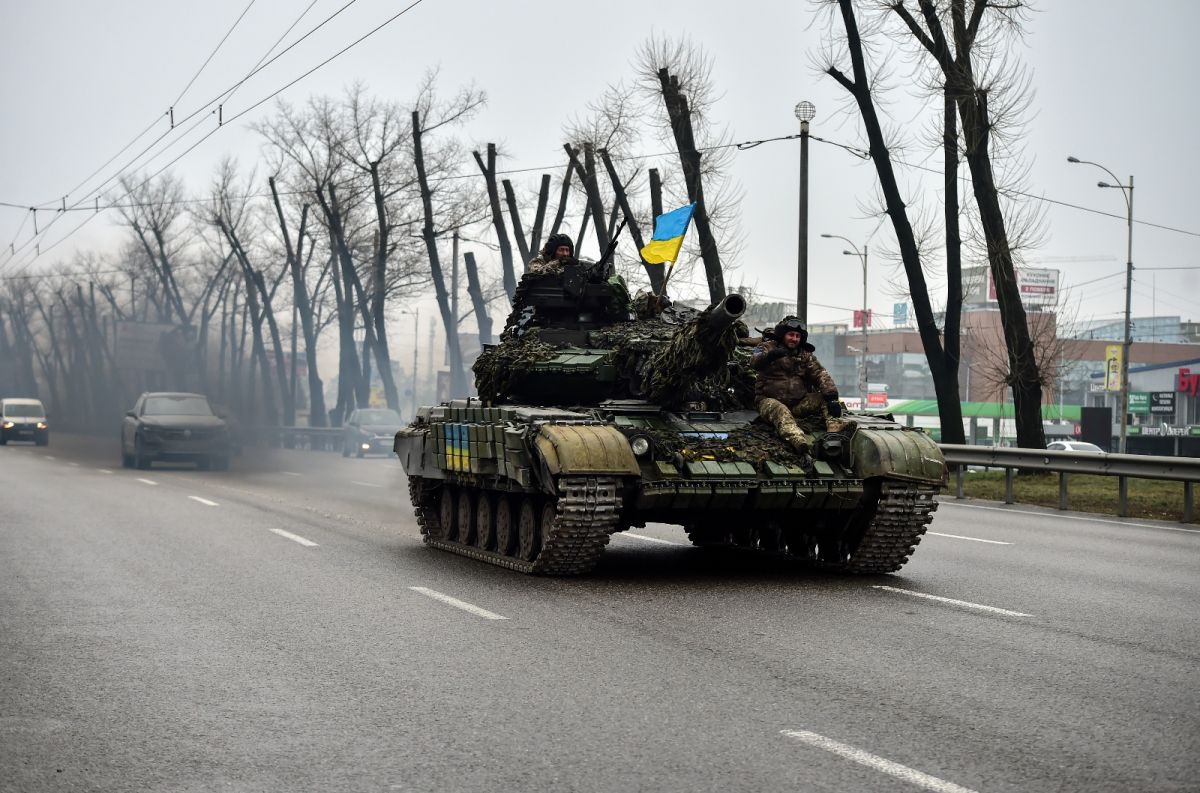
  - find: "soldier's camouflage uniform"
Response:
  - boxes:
[751,340,843,453]
[527,254,567,275]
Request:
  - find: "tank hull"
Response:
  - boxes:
[395,399,945,575]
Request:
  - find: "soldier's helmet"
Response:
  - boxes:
[774,316,816,351]
[542,234,574,260]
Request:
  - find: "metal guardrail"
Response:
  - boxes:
[244,425,343,452]
[939,444,1199,523]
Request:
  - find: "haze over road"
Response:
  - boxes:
[3,435,1198,792]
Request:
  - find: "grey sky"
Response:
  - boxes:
[1,0,1197,348]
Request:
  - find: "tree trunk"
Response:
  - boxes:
[548,158,576,240]
[268,178,326,426]
[528,174,552,258]
[366,163,400,412]
[655,68,725,303]
[501,179,531,266]
[473,143,517,300]
[463,252,493,346]
[600,149,664,293]
[827,0,965,443]
[416,110,467,397]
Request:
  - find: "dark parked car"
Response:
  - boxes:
[342,408,404,458]
[121,392,231,470]
[0,398,49,446]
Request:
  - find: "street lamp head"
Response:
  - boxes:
[843,250,854,256]
[1098,181,1112,188]
[794,101,816,122]
[820,233,833,238]
[1067,156,1081,163]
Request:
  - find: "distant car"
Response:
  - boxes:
[121,392,231,470]
[0,398,49,446]
[1047,441,1106,454]
[342,408,404,458]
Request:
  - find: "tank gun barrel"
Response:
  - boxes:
[644,293,747,406]
[703,293,746,335]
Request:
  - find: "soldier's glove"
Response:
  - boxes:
[762,348,789,364]
[826,397,843,418]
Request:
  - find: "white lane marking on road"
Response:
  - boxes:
[781,730,979,793]
[135,478,158,486]
[941,501,1200,535]
[45,455,56,460]
[281,471,302,477]
[270,528,319,547]
[408,587,508,620]
[68,462,80,467]
[188,496,219,507]
[98,469,113,474]
[350,480,383,488]
[618,532,685,546]
[927,531,1012,545]
[873,585,1032,618]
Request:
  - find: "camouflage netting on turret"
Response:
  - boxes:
[472,336,557,403]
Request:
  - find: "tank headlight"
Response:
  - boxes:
[630,435,651,457]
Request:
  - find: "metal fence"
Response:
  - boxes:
[243,425,343,452]
[939,444,1198,523]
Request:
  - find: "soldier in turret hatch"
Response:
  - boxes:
[751,316,847,454]
[527,233,578,275]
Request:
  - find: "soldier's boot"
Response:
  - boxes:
[780,425,814,455]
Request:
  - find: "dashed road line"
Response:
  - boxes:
[408,587,508,620]
[781,730,978,793]
[873,585,1032,618]
[927,531,1012,545]
[188,496,219,507]
[44,455,56,460]
[270,528,319,547]
[350,480,383,488]
[98,468,113,474]
[618,532,685,546]
[67,462,80,467]
[281,471,303,477]
[135,478,158,486]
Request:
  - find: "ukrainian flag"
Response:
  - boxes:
[640,203,696,264]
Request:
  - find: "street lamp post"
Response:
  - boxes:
[1068,155,1135,453]
[821,233,868,405]
[795,101,816,323]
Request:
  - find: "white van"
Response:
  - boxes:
[0,398,49,445]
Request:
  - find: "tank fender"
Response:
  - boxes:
[851,426,947,485]
[394,427,442,479]
[534,424,641,476]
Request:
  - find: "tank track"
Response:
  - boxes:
[409,476,622,575]
[838,480,939,574]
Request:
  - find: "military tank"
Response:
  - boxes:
[394,263,946,575]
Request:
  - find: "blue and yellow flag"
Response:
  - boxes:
[640,203,696,264]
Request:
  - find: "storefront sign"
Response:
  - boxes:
[1128,392,1149,415]
[1149,392,1176,415]
[1178,368,1200,397]
[1128,425,1194,437]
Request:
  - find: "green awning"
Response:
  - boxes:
[870,400,1081,421]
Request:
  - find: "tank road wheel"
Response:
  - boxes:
[516,497,542,562]
[436,485,458,542]
[474,492,495,551]
[457,489,476,546]
[494,496,516,556]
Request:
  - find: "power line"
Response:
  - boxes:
[0,0,369,269]
[171,0,259,109]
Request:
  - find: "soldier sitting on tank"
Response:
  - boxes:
[751,316,848,455]
[527,233,582,275]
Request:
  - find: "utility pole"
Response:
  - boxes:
[795,101,815,323]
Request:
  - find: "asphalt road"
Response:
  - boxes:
[2,433,1198,792]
